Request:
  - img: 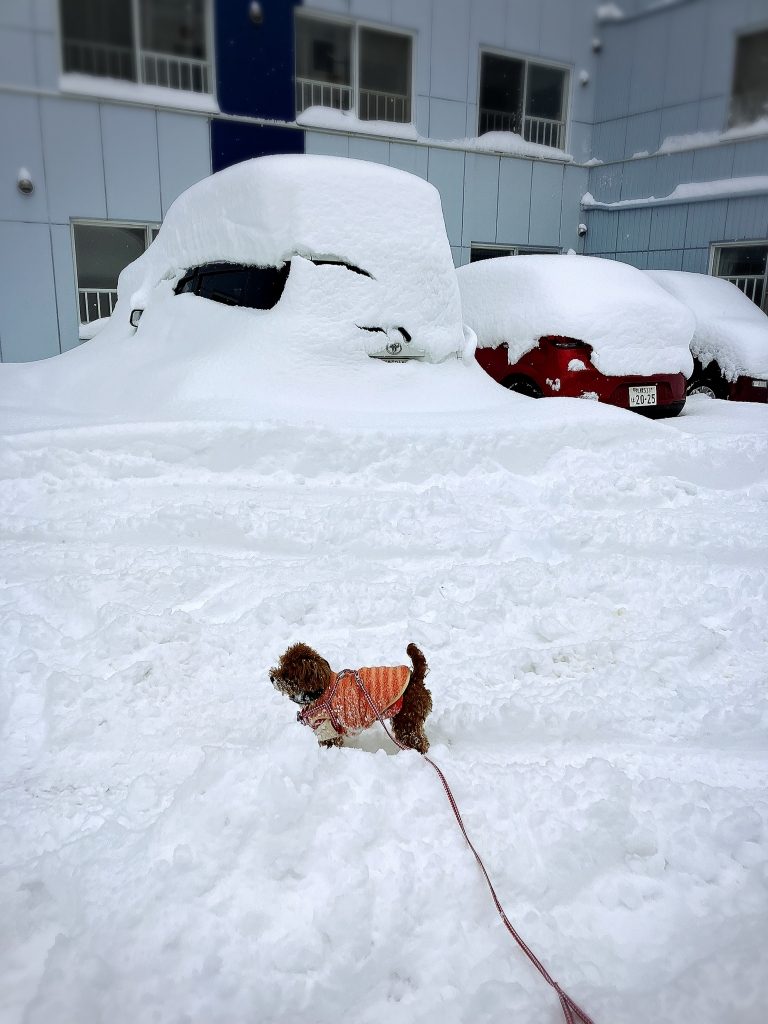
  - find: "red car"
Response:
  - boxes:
[458,254,695,418]
[474,334,686,418]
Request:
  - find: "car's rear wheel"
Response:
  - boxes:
[686,359,728,400]
[501,375,543,399]
[687,383,717,399]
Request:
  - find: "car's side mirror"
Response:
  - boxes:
[130,309,143,328]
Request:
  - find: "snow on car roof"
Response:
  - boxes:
[120,153,464,364]
[645,270,768,381]
[457,255,695,377]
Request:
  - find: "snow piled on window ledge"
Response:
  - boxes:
[59,74,220,114]
[582,174,768,210]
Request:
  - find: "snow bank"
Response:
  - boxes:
[646,270,768,380]
[457,255,695,377]
[0,155,491,431]
[296,105,418,140]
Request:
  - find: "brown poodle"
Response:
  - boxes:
[269,642,432,753]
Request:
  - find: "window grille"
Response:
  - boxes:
[295,14,412,124]
[73,222,159,326]
[712,243,768,312]
[60,0,212,95]
[478,51,568,149]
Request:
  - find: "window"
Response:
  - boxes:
[60,0,212,95]
[729,29,768,128]
[711,243,768,311]
[478,51,569,149]
[295,15,412,124]
[73,222,159,325]
[470,244,561,262]
[176,263,290,309]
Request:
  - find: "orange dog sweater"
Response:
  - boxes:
[298,665,411,740]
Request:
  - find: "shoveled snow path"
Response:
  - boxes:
[1,396,767,1024]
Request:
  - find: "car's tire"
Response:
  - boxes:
[686,382,717,399]
[501,375,543,399]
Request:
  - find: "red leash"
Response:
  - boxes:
[346,669,597,1024]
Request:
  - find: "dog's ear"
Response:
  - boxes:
[275,643,332,692]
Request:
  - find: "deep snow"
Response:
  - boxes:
[1,393,767,1024]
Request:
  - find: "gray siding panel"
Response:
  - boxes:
[427,146,465,247]
[40,97,106,223]
[529,160,563,247]
[732,138,768,178]
[645,248,683,271]
[391,0,432,98]
[0,25,36,85]
[684,199,727,249]
[0,92,48,223]
[428,97,467,141]
[594,24,633,123]
[584,210,619,254]
[466,0,506,108]
[560,164,588,253]
[662,5,706,107]
[655,150,694,200]
[681,247,709,273]
[620,156,657,202]
[624,110,661,159]
[539,0,573,63]
[34,29,58,90]
[724,196,768,241]
[348,136,390,164]
[692,144,735,183]
[157,113,211,216]
[649,204,688,251]
[659,101,700,146]
[496,157,532,245]
[101,105,162,223]
[616,207,651,252]
[50,222,80,353]
[628,16,668,114]
[389,141,428,179]
[304,131,350,157]
[0,221,60,362]
[592,119,628,164]
[462,152,500,246]
[505,0,541,54]
[430,0,470,102]
[619,250,648,270]
[697,95,727,133]
[588,163,622,204]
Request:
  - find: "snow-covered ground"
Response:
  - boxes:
[1,392,767,1024]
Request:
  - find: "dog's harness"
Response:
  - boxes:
[298,666,409,738]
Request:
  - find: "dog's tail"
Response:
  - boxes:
[406,643,428,686]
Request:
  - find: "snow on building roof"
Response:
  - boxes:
[120,153,464,364]
[646,270,768,381]
[457,254,695,377]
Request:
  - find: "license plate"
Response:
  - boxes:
[629,384,657,407]
[752,379,767,388]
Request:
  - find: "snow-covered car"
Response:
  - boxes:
[457,255,695,418]
[120,153,471,367]
[646,270,768,403]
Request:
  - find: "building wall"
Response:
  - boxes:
[584,0,768,268]
[0,0,211,362]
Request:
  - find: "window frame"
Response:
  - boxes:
[294,9,416,126]
[57,0,217,110]
[727,24,768,131]
[71,218,161,326]
[469,243,562,263]
[477,46,572,150]
[709,239,768,312]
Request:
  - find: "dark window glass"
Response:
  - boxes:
[295,18,352,85]
[525,63,566,121]
[60,0,136,80]
[716,245,768,278]
[729,29,768,127]
[74,224,147,290]
[175,263,291,310]
[140,0,206,60]
[470,246,515,262]
[359,29,411,122]
[478,54,524,135]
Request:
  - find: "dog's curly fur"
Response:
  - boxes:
[270,642,432,753]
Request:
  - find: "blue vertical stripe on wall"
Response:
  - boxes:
[211,121,304,173]
[215,0,302,120]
